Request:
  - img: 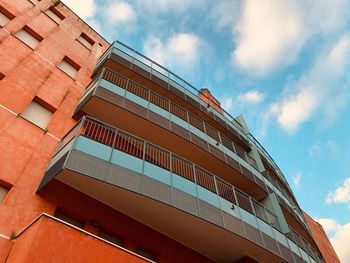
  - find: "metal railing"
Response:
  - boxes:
[95,40,295,197]
[94,45,309,229]
[77,67,312,231]
[54,116,323,262]
[58,117,280,230]
[88,68,298,207]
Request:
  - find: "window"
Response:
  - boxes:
[136,246,157,262]
[58,56,80,78]
[54,211,84,228]
[15,26,43,49]
[45,6,65,24]
[78,32,95,50]
[29,0,40,5]
[0,6,15,27]
[99,230,124,246]
[21,99,53,129]
[0,72,5,80]
[0,185,9,204]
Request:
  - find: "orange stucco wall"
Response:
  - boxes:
[39,180,214,263]
[304,213,340,263]
[6,216,148,263]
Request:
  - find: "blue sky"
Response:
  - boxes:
[64,0,350,260]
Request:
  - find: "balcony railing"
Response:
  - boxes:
[46,116,322,263]
[94,40,296,202]
[78,68,307,227]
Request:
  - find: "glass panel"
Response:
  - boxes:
[239,208,258,228]
[172,173,197,197]
[111,149,143,173]
[143,162,171,185]
[197,186,220,208]
[149,103,170,119]
[125,91,148,108]
[170,114,189,129]
[100,79,126,97]
[75,136,112,161]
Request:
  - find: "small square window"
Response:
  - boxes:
[58,56,80,79]
[45,6,65,24]
[29,0,41,5]
[21,100,53,129]
[77,32,95,50]
[15,25,43,49]
[0,72,5,80]
[0,6,15,27]
[0,185,10,204]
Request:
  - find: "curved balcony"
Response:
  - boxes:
[95,41,291,190]
[75,68,307,230]
[38,117,322,263]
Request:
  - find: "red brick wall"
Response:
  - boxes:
[0,1,215,262]
[304,213,340,263]
[0,0,108,236]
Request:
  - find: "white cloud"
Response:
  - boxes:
[210,0,239,30]
[233,0,304,74]
[317,218,350,263]
[325,178,350,205]
[63,0,96,19]
[326,140,340,156]
[143,33,201,69]
[292,172,302,187]
[221,96,233,111]
[330,221,350,263]
[309,140,339,158]
[107,1,137,25]
[309,142,321,158]
[317,218,342,234]
[264,33,350,133]
[237,90,263,104]
[134,0,205,15]
[230,0,350,75]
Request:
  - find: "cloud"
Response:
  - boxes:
[233,0,304,74]
[221,96,233,111]
[143,33,201,69]
[309,140,339,158]
[325,178,350,205]
[106,1,137,25]
[317,218,342,234]
[309,142,321,158]
[230,0,350,75]
[326,140,340,155]
[330,221,350,263]
[263,33,350,133]
[237,90,263,104]
[210,0,240,30]
[317,218,350,263]
[292,172,302,187]
[134,0,205,15]
[63,0,96,19]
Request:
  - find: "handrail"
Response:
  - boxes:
[56,116,322,262]
[93,43,307,227]
[95,68,295,202]
[71,117,280,230]
[14,213,156,263]
[95,40,294,194]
